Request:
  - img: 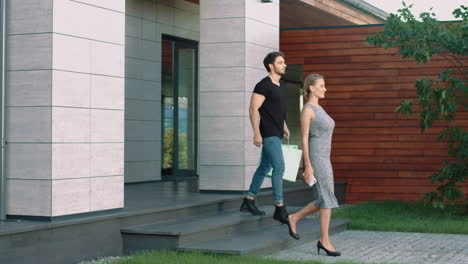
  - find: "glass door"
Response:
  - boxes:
[161,36,198,179]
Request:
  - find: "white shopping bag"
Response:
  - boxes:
[265,144,302,182]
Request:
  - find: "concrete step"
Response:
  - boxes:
[121,206,302,253]
[181,218,349,256]
[120,183,349,256]
[124,184,313,227]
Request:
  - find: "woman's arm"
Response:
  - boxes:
[300,106,316,180]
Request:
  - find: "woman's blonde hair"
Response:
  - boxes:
[303,73,324,100]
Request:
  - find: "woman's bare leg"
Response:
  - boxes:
[288,202,320,233]
[319,208,336,251]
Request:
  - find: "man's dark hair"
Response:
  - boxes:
[263,51,284,72]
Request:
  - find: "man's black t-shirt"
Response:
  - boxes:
[253,76,286,138]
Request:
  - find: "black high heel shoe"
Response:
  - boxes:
[317,240,341,257]
[285,219,300,240]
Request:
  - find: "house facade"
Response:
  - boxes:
[281,25,468,203]
[0,0,386,220]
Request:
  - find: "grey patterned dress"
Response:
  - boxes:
[305,103,339,209]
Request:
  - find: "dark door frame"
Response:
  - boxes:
[0,0,6,220]
[161,35,198,181]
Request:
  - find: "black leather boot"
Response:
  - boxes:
[273,204,289,224]
[240,198,265,215]
[273,205,300,240]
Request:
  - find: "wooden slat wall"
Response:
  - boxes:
[184,0,199,4]
[281,25,468,204]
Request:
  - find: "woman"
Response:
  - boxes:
[288,73,341,257]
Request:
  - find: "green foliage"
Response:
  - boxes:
[366,4,468,66]
[163,129,190,170]
[163,128,174,169]
[178,133,189,169]
[366,3,468,213]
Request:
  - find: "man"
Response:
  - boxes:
[240,51,291,226]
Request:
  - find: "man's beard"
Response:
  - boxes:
[274,67,286,76]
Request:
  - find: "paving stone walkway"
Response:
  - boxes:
[268,230,468,264]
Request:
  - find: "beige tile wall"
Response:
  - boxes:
[199,0,280,191]
[5,0,125,217]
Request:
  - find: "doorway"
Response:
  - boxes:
[161,36,198,180]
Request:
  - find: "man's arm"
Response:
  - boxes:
[283,121,290,139]
[249,93,265,147]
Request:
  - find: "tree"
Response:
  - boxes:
[366,3,468,214]
[163,128,174,169]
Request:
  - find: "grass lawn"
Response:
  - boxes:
[94,251,377,264]
[332,201,468,234]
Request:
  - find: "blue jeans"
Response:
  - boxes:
[247,136,285,204]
